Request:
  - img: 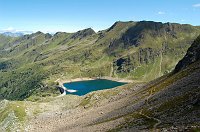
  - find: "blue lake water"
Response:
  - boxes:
[63,79,127,96]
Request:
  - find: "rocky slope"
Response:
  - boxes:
[175,35,200,72]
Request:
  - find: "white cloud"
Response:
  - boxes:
[158,11,165,15]
[6,27,15,31]
[193,3,200,7]
[1,27,16,32]
[0,27,33,34]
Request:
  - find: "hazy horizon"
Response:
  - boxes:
[1,0,200,33]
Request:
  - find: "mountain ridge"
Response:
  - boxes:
[175,35,200,72]
[0,20,200,100]
[3,34,199,131]
[0,20,200,131]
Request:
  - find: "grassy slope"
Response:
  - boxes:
[0,21,200,100]
[0,61,199,131]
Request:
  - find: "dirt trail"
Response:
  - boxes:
[110,63,113,77]
[142,89,162,130]
[139,109,161,130]
[159,51,163,77]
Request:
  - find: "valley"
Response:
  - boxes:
[0,21,200,100]
[0,21,200,131]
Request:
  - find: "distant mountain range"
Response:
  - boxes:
[0,31,33,37]
[0,32,24,37]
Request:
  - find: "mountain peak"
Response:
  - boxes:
[107,21,135,32]
[71,28,96,39]
[34,31,44,35]
[79,28,96,34]
[174,35,200,72]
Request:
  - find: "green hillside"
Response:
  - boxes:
[1,34,199,132]
[0,21,200,100]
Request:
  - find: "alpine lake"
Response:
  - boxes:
[63,79,127,96]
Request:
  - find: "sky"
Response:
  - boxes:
[0,0,200,33]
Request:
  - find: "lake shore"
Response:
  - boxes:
[56,76,134,85]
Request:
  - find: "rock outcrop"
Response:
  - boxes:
[175,35,200,72]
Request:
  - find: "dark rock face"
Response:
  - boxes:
[0,61,12,70]
[138,48,158,64]
[45,33,52,39]
[174,35,200,72]
[113,47,158,73]
[114,57,134,73]
[56,86,65,94]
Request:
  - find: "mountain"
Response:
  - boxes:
[0,21,200,100]
[0,30,33,37]
[1,33,199,131]
[175,35,200,72]
[27,35,200,131]
[1,32,24,37]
